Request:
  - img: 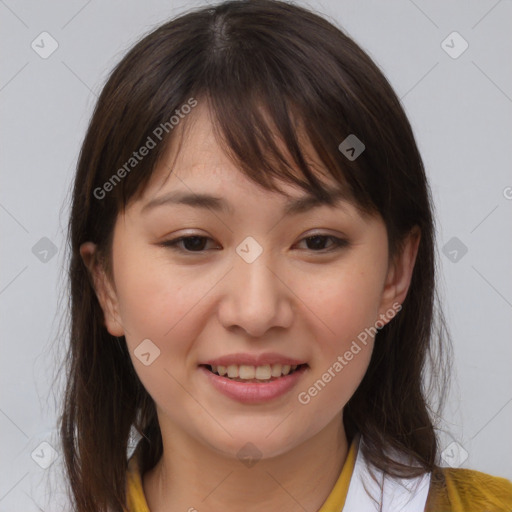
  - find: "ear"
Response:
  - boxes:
[79,242,125,337]
[377,226,421,322]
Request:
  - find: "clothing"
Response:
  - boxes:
[124,435,512,511]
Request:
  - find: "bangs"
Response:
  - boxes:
[202,89,375,216]
[192,6,385,217]
[151,87,376,220]
[92,0,418,259]
[113,4,386,218]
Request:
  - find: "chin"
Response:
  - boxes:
[200,423,311,462]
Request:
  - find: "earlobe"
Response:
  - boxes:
[79,242,125,337]
[378,227,421,322]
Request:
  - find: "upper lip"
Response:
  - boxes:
[201,352,307,367]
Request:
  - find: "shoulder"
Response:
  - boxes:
[425,466,512,512]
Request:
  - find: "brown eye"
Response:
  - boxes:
[298,235,349,252]
[160,234,349,254]
[161,236,217,252]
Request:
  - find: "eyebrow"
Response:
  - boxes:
[141,187,351,216]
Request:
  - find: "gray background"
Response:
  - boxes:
[1,0,511,509]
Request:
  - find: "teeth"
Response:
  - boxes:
[255,365,272,379]
[210,363,301,380]
[239,365,255,379]
[271,364,282,377]
[227,365,239,378]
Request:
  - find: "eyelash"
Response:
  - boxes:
[160,234,349,254]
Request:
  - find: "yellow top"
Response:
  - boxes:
[124,436,512,511]
[424,465,512,512]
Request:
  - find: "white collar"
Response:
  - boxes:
[343,437,431,511]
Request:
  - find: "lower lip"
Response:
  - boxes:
[199,365,308,404]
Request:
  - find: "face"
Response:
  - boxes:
[81,104,418,460]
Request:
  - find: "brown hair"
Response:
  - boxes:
[58,1,451,510]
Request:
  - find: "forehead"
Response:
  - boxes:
[136,159,358,225]
[137,101,349,208]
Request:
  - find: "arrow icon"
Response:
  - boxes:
[31,31,59,59]
[440,31,468,59]
[441,441,468,468]
[237,442,262,468]
[134,339,161,366]
[442,236,467,263]
[338,134,365,161]
[32,236,58,263]
[236,236,263,263]
[31,441,58,468]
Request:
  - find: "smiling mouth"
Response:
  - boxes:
[200,363,308,382]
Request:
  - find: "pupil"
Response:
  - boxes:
[307,236,326,250]
[184,236,206,251]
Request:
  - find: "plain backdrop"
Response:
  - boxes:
[1,0,511,510]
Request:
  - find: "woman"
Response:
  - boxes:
[59,1,512,510]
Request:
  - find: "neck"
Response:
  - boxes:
[143,414,349,512]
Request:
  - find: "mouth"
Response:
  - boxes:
[200,363,309,383]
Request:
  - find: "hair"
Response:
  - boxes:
[58,0,451,510]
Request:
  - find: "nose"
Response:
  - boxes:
[217,251,294,338]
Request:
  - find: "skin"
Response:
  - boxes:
[81,104,420,512]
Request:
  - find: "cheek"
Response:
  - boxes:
[301,259,385,347]
[295,289,376,418]
[294,256,386,406]
[112,250,206,386]
[114,263,205,416]
[114,248,202,340]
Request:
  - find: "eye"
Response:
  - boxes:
[160,235,218,252]
[296,234,349,252]
[160,234,348,254]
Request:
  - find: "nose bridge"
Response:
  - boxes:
[220,236,292,335]
[233,240,280,307]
